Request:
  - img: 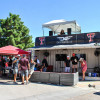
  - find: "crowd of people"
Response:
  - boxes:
[0,53,87,85]
[0,54,49,85]
[64,53,87,81]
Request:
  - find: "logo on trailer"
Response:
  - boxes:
[39,37,45,45]
[87,33,95,42]
[57,36,73,41]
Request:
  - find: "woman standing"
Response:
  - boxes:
[79,58,87,81]
[28,59,36,80]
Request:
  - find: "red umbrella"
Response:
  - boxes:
[0,45,29,55]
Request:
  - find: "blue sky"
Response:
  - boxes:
[0,0,100,42]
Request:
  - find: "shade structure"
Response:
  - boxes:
[0,45,29,55]
[42,19,81,33]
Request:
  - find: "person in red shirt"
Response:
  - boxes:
[19,54,30,85]
[79,58,87,81]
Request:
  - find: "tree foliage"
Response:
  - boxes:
[0,13,34,49]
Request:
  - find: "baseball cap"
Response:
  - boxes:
[72,53,75,56]
[17,55,20,57]
[67,56,70,58]
[79,58,84,61]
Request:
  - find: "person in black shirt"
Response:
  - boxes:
[64,56,70,73]
[71,53,79,73]
[8,57,12,67]
[1,57,6,75]
[40,57,48,72]
[0,57,3,76]
[58,29,65,35]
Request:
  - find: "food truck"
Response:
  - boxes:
[29,20,100,85]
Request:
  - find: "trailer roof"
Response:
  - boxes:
[32,43,100,50]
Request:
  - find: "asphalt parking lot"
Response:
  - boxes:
[0,79,100,100]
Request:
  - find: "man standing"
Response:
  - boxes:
[40,56,48,72]
[71,53,79,73]
[19,54,30,85]
[13,55,20,84]
[64,56,70,73]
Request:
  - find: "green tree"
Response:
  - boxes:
[0,13,34,49]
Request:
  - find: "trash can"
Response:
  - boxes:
[88,73,91,77]
[91,73,97,77]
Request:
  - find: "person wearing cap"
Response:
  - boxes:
[34,56,40,71]
[79,58,87,81]
[71,53,79,73]
[12,55,20,84]
[19,54,30,85]
[64,56,70,73]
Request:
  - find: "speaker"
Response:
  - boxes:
[56,54,67,61]
[67,28,71,35]
[49,31,53,36]
[56,54,61,61]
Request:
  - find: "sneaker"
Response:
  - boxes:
[13,82,18,84]
[24,80,26,82]
[21,83,25,85]
[25,81,29,85]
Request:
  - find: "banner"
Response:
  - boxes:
[35,32,100,47]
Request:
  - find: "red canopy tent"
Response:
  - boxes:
[0,45,29,55]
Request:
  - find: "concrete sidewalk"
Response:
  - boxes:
[0,79,100,100]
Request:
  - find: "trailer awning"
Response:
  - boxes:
[42,19,81,33]
[33,43,100,50]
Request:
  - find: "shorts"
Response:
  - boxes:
[65,67,70,72]
[43,67,47,72]
[21,70,28,77]
[72,65,78,68]
[13,68,18,74]
[34,67,40,71]
[28,69,34,75]
[34,67,37,71]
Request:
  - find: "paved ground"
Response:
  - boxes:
[0,79,100,100]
